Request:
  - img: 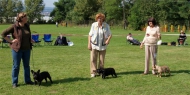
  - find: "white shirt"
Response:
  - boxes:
[89,22,111,51]
[127,35,134,40]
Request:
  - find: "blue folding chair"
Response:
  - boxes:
[2,35,11,48]
[32,34,41,46]
[43,34,53,45]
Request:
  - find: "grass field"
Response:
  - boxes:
[0,24,190,95]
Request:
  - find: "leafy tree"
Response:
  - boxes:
[104,0,123,21]
[0,0,23,23]
[178,0,190,25]
[157,0,190,26]
[71,0,101,24]
[103,0,133,28]
[14,0,24,14]
[24,0,45,23]
[50,0,75,22]
[128,0,159,30]
[127,0,190,30]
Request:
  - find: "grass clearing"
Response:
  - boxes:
[0,24,190,95]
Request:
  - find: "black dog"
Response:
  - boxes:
[31,69,53,86]
[96,68,117,79]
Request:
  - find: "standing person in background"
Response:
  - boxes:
[1,12,34,88]
[140,17,161,75]
[88,13,112,77]
[56,22,58,27]
[65,21,67,27]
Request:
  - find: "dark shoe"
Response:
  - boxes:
[26,81,34,85]
[12,84,18,88]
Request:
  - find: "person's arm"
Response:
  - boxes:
[1,25,14,43]
[105,34,112,45]
[31,38,35,43]
[140,26,149,49]
[105,24,112,45]
[126,36,129,40]
[179,33,182,39]
[88,24,94,50]
[157,27,161,40]
[184,33,187,39]
[140,33,147,48]
[88,36,92,50]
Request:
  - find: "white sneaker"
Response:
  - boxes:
[91,74,95,77]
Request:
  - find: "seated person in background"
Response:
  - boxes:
[54,33,68,46]
[177,30,187,45]
[126,33,140,45]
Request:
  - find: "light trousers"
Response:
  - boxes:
[144,45,158,74]
[90,49,106,74]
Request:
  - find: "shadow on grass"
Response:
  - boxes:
[117,70,190,75]
[18,77,91,87]
[117,71,143,75]
[116,70,190,78]
[170,70,190,74]
[95,75,118,79]
[52,77,91,84]
[19,82,53,87]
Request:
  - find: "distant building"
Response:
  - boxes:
[40,7,54,22]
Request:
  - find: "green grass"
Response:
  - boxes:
[0,24,190,95]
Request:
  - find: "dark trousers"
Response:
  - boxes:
[177,38,185,45]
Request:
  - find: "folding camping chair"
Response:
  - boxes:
[31,34,41,46]
[1,35,11,48]
[42,34,53,45]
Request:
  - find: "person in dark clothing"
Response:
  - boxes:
[1,12,34,88]
[54,33,68,46]
[126,33,141,45]
[177,30,187,45]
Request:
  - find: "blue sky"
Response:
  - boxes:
[43,0,58,7]
[22,0,58,7]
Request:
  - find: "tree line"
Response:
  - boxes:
[1,0,190,30]
[0,0,44,24]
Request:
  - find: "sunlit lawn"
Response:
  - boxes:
[0,24,190,95]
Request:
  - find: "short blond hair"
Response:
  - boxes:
[95,13,105,21]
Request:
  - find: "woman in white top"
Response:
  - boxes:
[140,17,161,75]
[88,13,112,77]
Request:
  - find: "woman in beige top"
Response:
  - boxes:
[140,17,161,75]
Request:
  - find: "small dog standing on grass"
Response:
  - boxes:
[31,70,53,86]
[94,68,117,79]
[153,65,171,78]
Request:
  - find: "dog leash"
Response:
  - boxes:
[31,49,35,70]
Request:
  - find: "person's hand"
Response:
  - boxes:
[31,39,35,43]
[140,44,143,49]
[105,40,110,45]
[88,44,92,50]
[12,39,18,43]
